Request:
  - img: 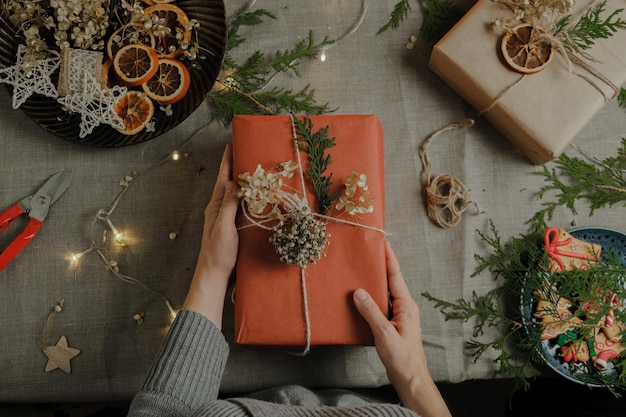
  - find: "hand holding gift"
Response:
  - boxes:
[353,241,452,417]
[183,144,240,330]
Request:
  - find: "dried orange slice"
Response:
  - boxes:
[141,58,191,105]
[144,4,192,58]
[106,23,156,61]
[113,43,160,86]
[501,24,555,74]
[114,91,155,135]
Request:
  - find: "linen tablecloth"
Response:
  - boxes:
[1,0,625,403]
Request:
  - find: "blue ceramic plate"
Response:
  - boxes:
[521,226,626,387]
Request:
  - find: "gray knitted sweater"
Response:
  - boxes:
[127,309,419,417]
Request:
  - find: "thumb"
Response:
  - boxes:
[353,288,389,334]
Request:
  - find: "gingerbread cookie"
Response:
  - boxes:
[534,287,582,340]
[591,324,625,370]
[544,227,602,273]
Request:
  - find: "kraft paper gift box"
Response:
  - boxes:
[429,0,626,165]
[232,115,389,350]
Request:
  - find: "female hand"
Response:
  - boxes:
[353,241,451,417]
[183,144,240,328]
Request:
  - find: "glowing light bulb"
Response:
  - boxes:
[320,50,326,62]
[172,151,180,161]
[103,218,126,245]
[69,247,93,267]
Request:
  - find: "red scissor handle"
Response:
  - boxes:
[0,204,43,272]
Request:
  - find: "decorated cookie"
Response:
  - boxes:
[534,289,582,340]
[562,340,591,363]
[544,227,602,273]
[591,325,626,370]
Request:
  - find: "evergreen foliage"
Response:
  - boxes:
[208,7,335,126]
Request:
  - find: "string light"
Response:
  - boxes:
[68,120,214,320]
[317,0,367,62]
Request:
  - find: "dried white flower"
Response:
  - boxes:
[335,171,374,215]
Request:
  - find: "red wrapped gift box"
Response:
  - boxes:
[232,115,389,350]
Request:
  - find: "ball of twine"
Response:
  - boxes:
[419,119,483,228]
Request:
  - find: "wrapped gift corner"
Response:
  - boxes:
[231,115,389,349]
[428,0,626,165]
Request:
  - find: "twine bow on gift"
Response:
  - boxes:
[236,115,386,355]
[480,0,622,116]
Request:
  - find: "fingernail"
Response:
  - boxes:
[355,288,368,301]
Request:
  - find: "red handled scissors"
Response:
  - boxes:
[0,171,72,272]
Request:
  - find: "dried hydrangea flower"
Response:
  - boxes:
[269,206,330,269]
[237,161,297,220]
[335,171,374,215]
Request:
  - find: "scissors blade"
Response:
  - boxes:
[25,171,72,222]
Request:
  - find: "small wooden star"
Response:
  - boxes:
[57,71,127,137]
[43,335,81,374]
[0,44,60,109]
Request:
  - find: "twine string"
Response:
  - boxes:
[43,301,63,348]
[419,119,482,228]
[480,0,618,116]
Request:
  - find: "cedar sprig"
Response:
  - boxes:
[272,31,334,76]
[557,0,626,50]
[422,283,540,391]
[226,8,276,52]
[378,0,412,34]
[294,117,339,213]
[619,88,626,108]
[210,8,334,125]
[255,85,334,116]
[527,138,626,233]
[419,0,464,41]
[378,0,464,41]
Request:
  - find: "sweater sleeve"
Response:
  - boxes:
[127,309,230,417]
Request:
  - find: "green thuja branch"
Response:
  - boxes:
[419,0,464,41]
[422,284,539,390]
[209,8,334,125]
[619,88,626,107]
[527,138,626,233]
[378,0,412,34]
[378,0,464,41]
[272,31,334,76]
[226,8,276,53]
[557,0,626,50]
[294,117,338,213]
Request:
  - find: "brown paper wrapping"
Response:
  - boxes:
[232,115,389,349]
[429,0,626,165]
